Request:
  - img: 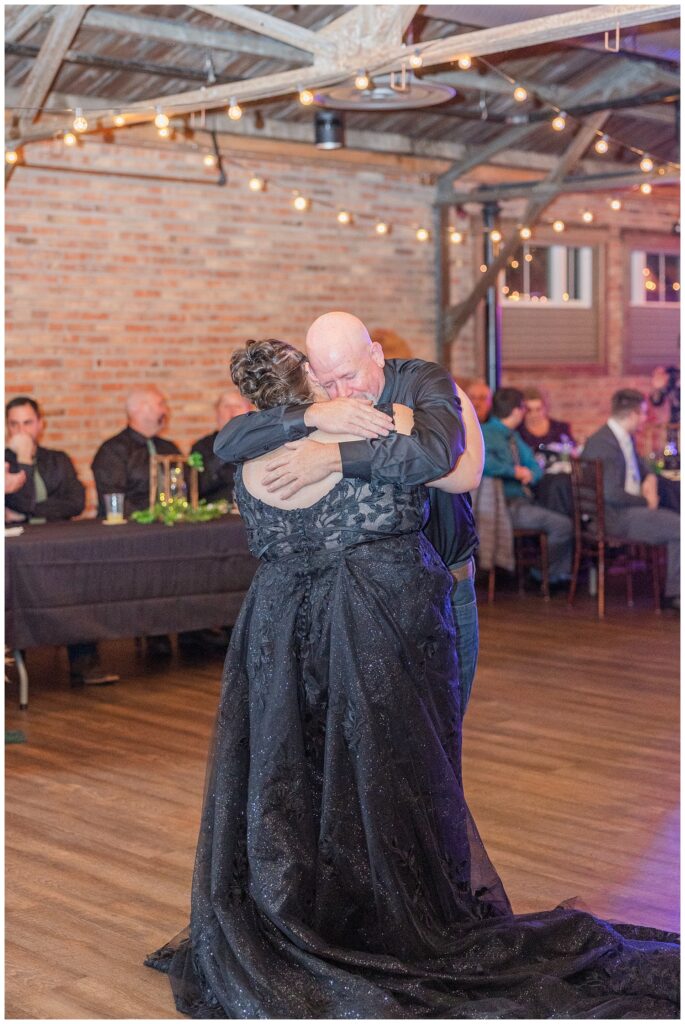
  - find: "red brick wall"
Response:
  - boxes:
[5,136,679,512]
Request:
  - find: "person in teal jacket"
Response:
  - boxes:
[482,388,573,583]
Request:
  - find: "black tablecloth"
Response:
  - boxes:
[534,471,680,516]
[5,516,258,649]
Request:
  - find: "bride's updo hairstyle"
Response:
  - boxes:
[230,338,312,411]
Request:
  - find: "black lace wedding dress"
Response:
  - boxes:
[146,468,678,1018]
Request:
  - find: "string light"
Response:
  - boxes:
[594,134,609,154]
[609,198,622,210]
[513,85,528,102]
[551,112,567,132]
[490,229,502,242]
[154,109,169,129]
[581,210,594,223]
[479,264,487,272]
[416,227,429,242]
[299,89,314,106]
[552,219,565,232]
[519,226,532,240]
[5,149,18,165]
[375,221,389,235]
[63,132,77,146]
[203,153,217,167]
[524,253,533,262]
[450,230,463,244]
[72,108,88,133]
[158,126,170,139]
[409,51,423,69]
[457,55,472,70]
[293,193,310,211]
[640,182,652,195]
[354,71,370,91]
[113,114,126,127]
[640,156,654,173]
[337,210,351,224]
[562,292,570,301]
[672,282,680,292]
[510,259,520,269]
[248,176,265,191]
[227,99,242,121]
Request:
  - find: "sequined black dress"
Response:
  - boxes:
[146,469,678,1018]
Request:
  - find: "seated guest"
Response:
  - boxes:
[583,389,680,609]
[92,386,180,517]
[92,386,180,657]
[463,378,493,424]
[5,396,118,685]
[191,390,251,503]
[482,387,573,585]
[518,387,576,464]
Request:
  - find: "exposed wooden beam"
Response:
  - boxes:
[443,169,679,203]
[13,5,85,136]
[444,112,611,341]
[82,7,311,64]
[437,126,535,197]
[373,5,681,75]
[318,5,421,63]
[189,5,336,58]
[5,4,52,43]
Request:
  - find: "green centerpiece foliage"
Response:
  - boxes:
[131,497,230,526]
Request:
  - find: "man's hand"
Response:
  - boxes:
[641,473,659,510]
[303,398,393,438]
[7,433,35,463]
[262,439,342,499]
[514,465,533,485]
[5,462,27,494]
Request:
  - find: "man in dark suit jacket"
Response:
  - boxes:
[190,390,251,503]
[582,389,680,608]
[5,396,119,684]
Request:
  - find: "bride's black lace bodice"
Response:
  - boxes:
[235,467,429,562]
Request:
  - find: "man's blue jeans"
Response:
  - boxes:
[449,558,479,716]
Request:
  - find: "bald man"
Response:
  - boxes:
[190,390,252,503]
[215,313,484,715]
[92,386,181,517]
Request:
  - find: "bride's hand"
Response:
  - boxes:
[262,439,342,498]
[304,398,393,438]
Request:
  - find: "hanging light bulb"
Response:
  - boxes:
[154,109,169,129]
[375,221,389,235]
[640,156,654,173]
[581,210,594,223]
[203,153,217,167]
[113,114,126,127]
[5,149,18,165]
[337,210,352,225]
[63,131,77,146]
[479,264,488,273]
[524,253,533,262]
[416,227,429,242]
[158,126,170,139]
[490,229,502,243]
[354,70,370,91]
[457,55,472,70]
[409,50,423,69]
[552,219,565,232]
[227,99,242,121]
[72,108,88,133]
[513,85,528,102]
[551,111,567,132]
[640,182,652,195]
[248,176,265,192]
[519,226,532,240]
[510,259,520,269]
[299,88,314,106]
[293,194,309,211]
[594,134,609,154]
[450,230,463,244]
[609,198,622,210]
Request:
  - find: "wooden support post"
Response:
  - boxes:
[13,5,86,136]
[433,204,449,368]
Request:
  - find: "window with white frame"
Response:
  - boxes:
[502,243,593,307]
[630,250,680,304]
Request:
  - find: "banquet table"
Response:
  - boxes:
[5,515,258,707]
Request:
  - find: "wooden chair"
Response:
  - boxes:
[487,529,550,603]
[568,458,662,618]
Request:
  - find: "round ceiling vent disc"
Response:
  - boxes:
[314,75,456,111]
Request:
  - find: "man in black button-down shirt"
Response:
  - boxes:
[5,396,118,686]
[190,390,252,504]
[214,312,483,714]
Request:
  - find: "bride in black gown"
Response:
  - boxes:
[147,339,678,1018]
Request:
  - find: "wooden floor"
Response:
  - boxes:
[5,582,679,1019]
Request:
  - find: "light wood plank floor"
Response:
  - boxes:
[6,586,679,1019]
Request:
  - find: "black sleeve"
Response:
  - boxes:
[213,406,315,464]
[339,363,465,485]
[35,452,85,521]
[92,442,129,517]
